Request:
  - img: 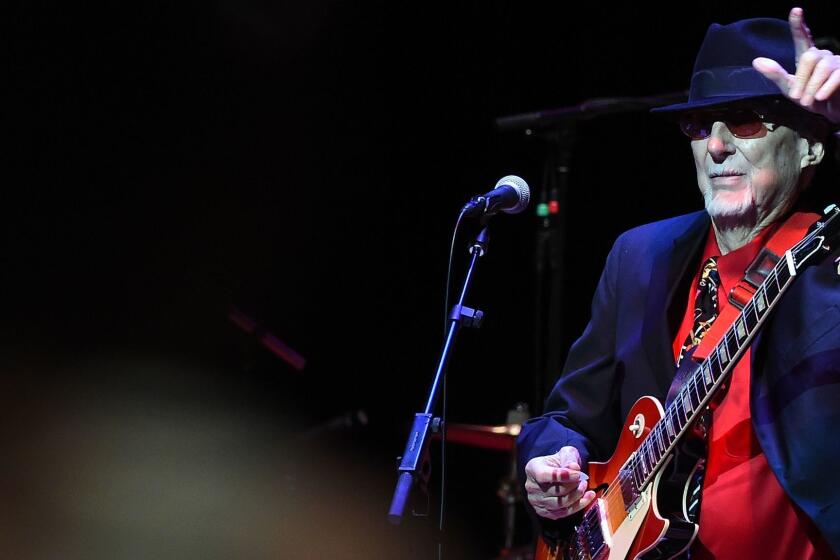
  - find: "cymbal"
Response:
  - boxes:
[432,422,521,452]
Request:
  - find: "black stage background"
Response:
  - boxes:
[6,2,840,559]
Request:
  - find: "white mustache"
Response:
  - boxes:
[708,167,745,178]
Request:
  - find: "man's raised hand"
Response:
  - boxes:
[752,7,840,123]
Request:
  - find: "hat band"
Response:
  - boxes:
[690,66,780,102]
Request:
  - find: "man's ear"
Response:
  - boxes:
[801,138,825,168]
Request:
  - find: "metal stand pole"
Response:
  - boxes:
[532,128,574,413]
[388,226,489,524]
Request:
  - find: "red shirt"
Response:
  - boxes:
[671,224,836,560]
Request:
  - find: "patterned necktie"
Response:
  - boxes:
[668,256,721,526]
[676,256,720,367]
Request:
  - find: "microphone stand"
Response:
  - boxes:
[389,225,489,525]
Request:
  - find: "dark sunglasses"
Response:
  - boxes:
[678,108,774,140]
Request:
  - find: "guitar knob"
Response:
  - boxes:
[629,414,645,438]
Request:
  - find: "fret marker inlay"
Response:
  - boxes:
[756,291,767,313]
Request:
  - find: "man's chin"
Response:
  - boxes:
[704,195,757,227]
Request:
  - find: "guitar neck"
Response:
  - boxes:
[628,226,829,493]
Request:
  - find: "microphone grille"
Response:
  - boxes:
[495,175,530,214]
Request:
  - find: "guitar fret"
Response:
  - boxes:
[655,426,665,456]
[773,265,783,289]
[765,271,780,302]
[702,361,713,388]
[776,262,791,287]
[644,436,654,463]
[681,390,693,420]
[711,352,723,381]
[665,414,675,438]
[744,304,758,332]
[691,377,703,408]
[673,398,683,428]
[726,331,739,359]
[647,437,658,461]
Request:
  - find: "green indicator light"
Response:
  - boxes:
[536,203,550,217]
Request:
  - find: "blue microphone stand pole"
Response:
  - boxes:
[388,225,489,525]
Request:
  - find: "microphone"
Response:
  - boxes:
[462,175,530,218]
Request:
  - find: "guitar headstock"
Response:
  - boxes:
[792,204,840,270]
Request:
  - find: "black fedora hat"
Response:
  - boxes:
[652,17,795,114]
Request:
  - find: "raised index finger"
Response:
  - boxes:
[789,7,815,61]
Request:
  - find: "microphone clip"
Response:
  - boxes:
[462,196,490,219]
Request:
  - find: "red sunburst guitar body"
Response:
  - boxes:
[535,396,704,560]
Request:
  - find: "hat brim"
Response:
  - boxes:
[650,93,784,115]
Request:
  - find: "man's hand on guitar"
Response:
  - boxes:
[524,446,597,520]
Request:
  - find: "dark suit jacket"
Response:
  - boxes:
[517,210,840,553]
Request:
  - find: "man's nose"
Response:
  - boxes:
[706,121,735,162]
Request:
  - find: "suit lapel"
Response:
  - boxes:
[642,211,710,394]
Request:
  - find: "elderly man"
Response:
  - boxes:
[517,8,840,559]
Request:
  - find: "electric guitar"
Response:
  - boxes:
[535,204,840,560]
